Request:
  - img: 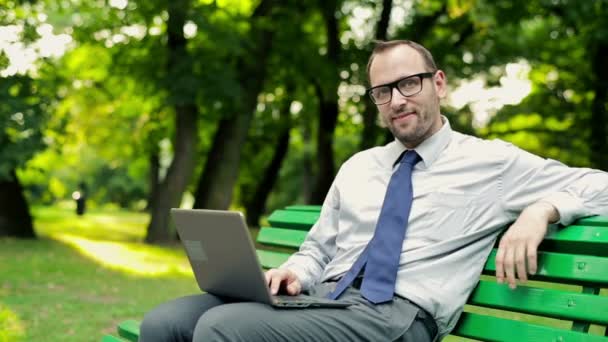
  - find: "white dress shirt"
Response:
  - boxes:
[280,117,608,338]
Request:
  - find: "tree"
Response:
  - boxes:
[192,0,277,210]
[470,0,608,170]
[145,0,200,243]
[309,0,343,204]
[0,1,58,238]
[0,75,47,238]
[242,83,295,226]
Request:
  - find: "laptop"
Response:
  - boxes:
[171,208,352,308]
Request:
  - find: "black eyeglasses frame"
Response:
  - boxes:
[367,71,436,105]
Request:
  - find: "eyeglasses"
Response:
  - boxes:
[367,72,435,105]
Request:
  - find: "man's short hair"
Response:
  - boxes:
[366,40,438,83]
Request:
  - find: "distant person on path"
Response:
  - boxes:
[73,182,87,216]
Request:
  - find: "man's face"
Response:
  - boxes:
[368,45,446,148]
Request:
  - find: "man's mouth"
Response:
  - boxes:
[392,111,416,122]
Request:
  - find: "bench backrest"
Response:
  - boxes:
[255,205,608,341]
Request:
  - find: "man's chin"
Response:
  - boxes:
[392,128,424,147]
[391,126,414,140]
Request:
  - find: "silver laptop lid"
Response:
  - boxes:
[171,208,273,305]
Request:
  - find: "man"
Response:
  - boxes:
[140,40,608,341]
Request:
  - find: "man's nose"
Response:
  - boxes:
[390,87,407,108]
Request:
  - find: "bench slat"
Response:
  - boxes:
[285,205,323,212]
[276,208,608,229]
[257,225,608,259]
[484,250,608,286]
[542,225,608,257]
[453,312,608,341]
[117,320,140,342]
[257,227,307,248]
[101,335,126,342]
[575,216,608,227]
[257,249,291,269]
[258,226,608,286]
[267,210,318,230]
[468,280,608,324]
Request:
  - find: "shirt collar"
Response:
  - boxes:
[386,115,453,168]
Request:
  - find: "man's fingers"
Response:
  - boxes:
[503,247,517,289]
[527,242,538,275]
[286,281,301,296]
[495,245,506,284]
[265,269,301,295]
[270,272,284,295]
[270,275,281,295]
[514,244,528,283]
[264,269,274,286]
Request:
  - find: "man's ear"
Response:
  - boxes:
[433,70,447,99]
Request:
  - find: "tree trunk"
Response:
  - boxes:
[145,0,199,243]
[193,0,275,210]
[303,115,314,203]
[0,169,35,238]
[145,150,160,212]
[146,106,198,243]
[244,99,292,226]
[310,0,341,204]
[310,95,339,204]
[359,0,393,151]
[193,111,256,209]
[590,40,608,171]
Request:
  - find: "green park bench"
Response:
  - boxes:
[102,205,608,341]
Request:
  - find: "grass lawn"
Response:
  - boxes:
[0,206,199,342]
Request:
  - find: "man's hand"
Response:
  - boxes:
[495,201,559,289]
[265,268,302,296]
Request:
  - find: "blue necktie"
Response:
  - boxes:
[328,150,420,303]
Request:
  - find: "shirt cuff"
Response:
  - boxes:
[539,192,585,226]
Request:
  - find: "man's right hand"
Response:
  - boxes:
[264,268,302,296]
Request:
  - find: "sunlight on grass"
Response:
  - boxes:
[33,205,148,243]
[0,304,25,342]
[52,233,193,277]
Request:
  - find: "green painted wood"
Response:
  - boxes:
[484,249,608,286]
[571,286,601,332]
[575,216,608,227]
[267,210,319,230]
[547,225,608,244]
[468,281,608,324]
[542,225,608,257]
[256,249,291,269]
[117,319,140,342]
[257,227,307,248]
[285,205,323,212]
[101,335,126,342]
[453,312,608,342]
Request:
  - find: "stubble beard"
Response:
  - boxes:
[389,110,428,148]
[390,100,441,148]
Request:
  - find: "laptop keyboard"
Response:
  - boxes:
[273,295,320,304]
[271,295,353,309]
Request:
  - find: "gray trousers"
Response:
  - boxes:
[139,283,435,342]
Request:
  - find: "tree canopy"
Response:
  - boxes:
[1,0,606,242]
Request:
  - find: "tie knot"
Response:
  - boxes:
[400,150,421,167]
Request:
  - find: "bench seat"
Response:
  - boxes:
[102,206,608,341]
